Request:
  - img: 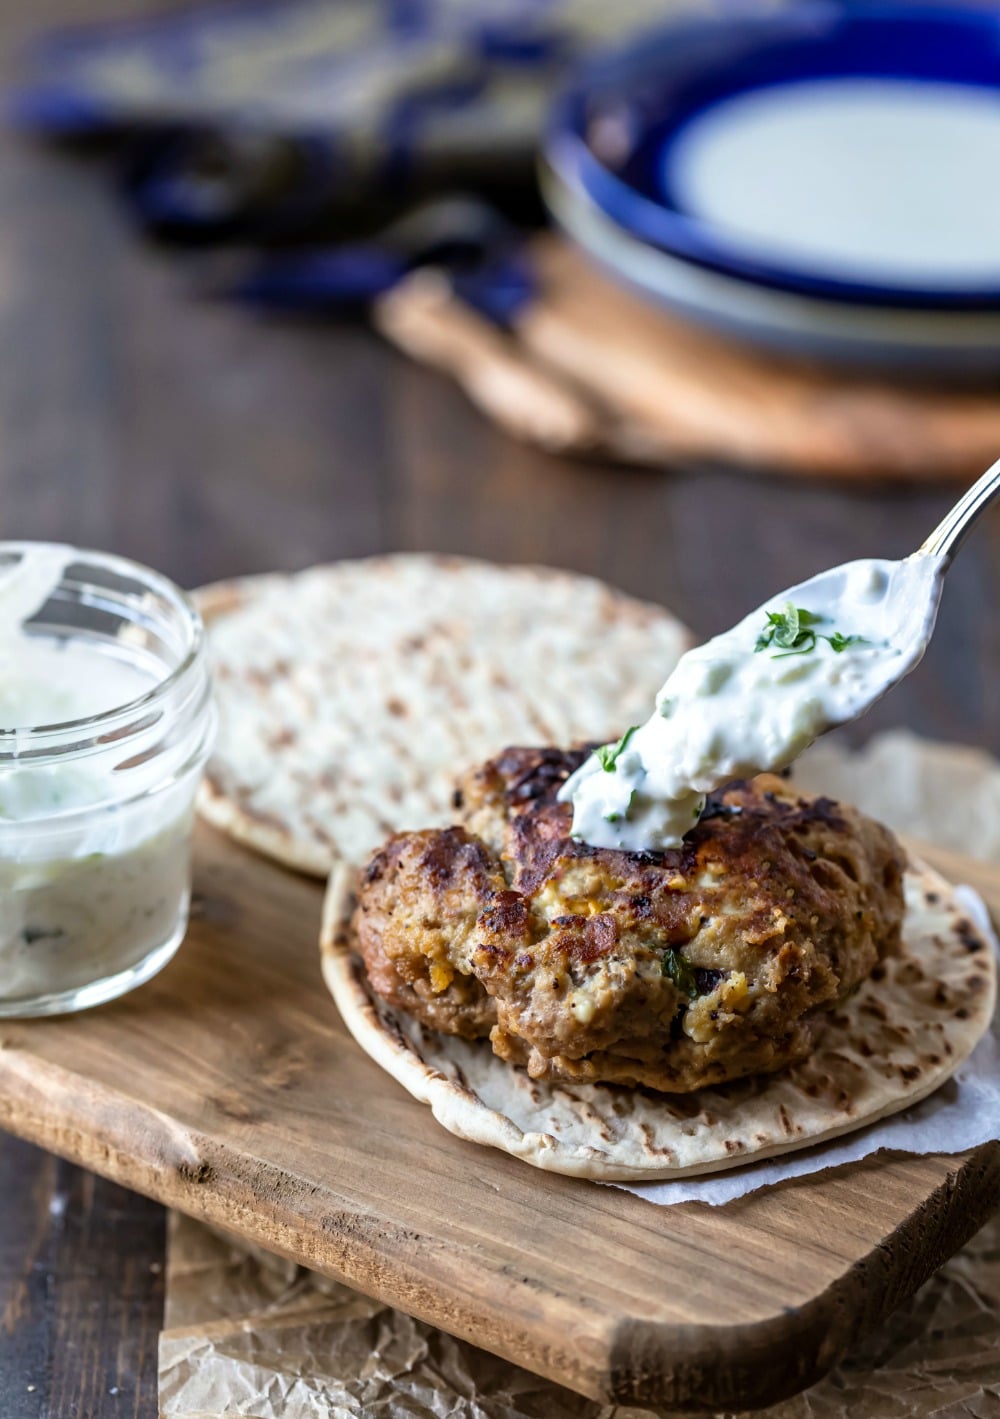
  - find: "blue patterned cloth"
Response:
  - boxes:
[13,1,681,183]
[10,0,695,297]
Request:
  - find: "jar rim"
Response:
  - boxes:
[0,540,207,750]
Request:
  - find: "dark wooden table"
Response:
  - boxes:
[2,4,1000,1416]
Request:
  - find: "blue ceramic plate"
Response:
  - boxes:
[545,3,1000,311]
[542,160,1000,374]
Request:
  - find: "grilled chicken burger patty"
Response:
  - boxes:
[354,747,906,1093]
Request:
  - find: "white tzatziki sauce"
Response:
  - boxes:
[560,555,947,852]
[0,548,195,1006]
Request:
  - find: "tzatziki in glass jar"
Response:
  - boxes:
[0,542,215,1016]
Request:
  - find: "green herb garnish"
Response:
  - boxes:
[604,788,636,824]
[754,604,868,659]
[596,725,639,772]
[826,631,866,653]
[754,604,821,655]
[662,947,699,999]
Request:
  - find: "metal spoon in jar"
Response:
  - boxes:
[562,454,1000,853]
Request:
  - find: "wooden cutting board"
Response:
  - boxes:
[0,824,996,1412]
[376,238,1000,482]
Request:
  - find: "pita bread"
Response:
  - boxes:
[195,556,688,875]
[320,860,996,1181]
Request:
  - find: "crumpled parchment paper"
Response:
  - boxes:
[159,731,1000,1418]
[159,1206,1000,1419]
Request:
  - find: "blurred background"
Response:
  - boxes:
[1,0,999,752]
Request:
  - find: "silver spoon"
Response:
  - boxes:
[919,452,1000,562]
[563,456,1000,852]
[764,449,1000,726]
[871,449,1000,707]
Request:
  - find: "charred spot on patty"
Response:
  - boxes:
[353,747,906,1093]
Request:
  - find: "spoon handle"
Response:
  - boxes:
[919,453,1000,562]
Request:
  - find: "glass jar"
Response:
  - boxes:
[0,542,215,1016]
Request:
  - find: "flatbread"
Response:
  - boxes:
[320,861,997,1181]
[196,556,689,875]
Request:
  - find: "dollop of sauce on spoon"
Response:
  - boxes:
[560,555,946,852]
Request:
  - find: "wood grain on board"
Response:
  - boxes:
[377,237,1000,482]
[0,823,995,1412]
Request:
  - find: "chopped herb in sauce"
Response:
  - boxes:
[21,925,66,946]
[662,946,699,999]
[596,725,639,772]
[755,604,867,659]
[826,630,866,653]
[604,787,636,824]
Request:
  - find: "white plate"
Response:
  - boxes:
[543,163,1000,376]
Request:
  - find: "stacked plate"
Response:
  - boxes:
[542,3,1000,374]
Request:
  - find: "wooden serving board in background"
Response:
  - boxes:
[376,237,1000,483]
[0,825,996,1412]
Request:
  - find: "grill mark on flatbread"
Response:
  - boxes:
[196,557,689,875]
[320,861,997,1181]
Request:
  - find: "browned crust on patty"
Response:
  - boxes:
[354,747,906,1093]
